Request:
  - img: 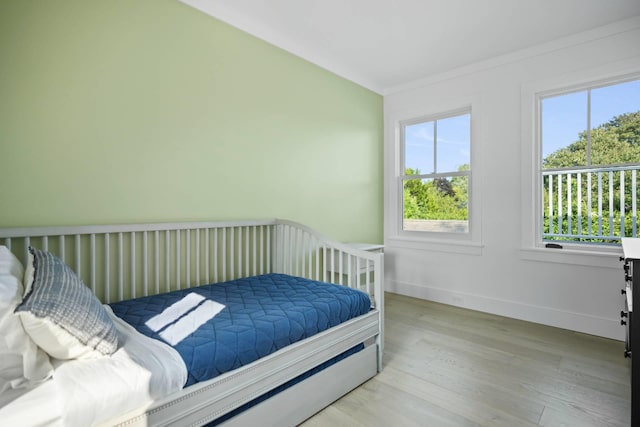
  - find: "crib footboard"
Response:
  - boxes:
[271,220,384,370]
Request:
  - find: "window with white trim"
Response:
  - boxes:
[400,109,471,234]
[538,77,640,246]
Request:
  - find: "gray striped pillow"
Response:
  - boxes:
[15,247,117,359]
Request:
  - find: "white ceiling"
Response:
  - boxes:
[180,0,640,94]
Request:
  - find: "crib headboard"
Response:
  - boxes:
[0,219,383,311]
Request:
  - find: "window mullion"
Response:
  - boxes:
[433,120,438,174]
[586,89,591,166]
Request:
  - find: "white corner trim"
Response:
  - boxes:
[383,15,640,95]
[387,279,624,341]
[177,0,384,94]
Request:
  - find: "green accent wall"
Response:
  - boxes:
[0,0,383,243]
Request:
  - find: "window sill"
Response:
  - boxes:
[386,236,484,255]
[520,246,622,268]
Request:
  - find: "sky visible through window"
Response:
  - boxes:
[405,80,639,175]
[404,113,471,175]
[542,79,640,159]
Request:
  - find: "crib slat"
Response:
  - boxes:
[176,230,181,290]
[205,228,210,284]
[143,231,148,296]
[42,236,48,251]
[75,234,81,276]
[300,231,309,277]
[365,260,372,297]
[322,246,327,282]
[186,229,191,288]
[283,225,289,274]
[277,224,283,274]
[24,237,31,266]
[240,227,245,277]
[275,224,281,273]
[222,228,226,282]
[294,229,300,277]
[229,227,236,280]
[235,227,240,279]
[245,226,250,277]
[331,248,336,283]
[260,226,264,274]
[302,232,307,277]
[131,232,136,298]
[314,243,318,281]
[237,227,242,278]
[213,228,219,283]
[289,227,295,276]
[266,226,271,274]
[289,226,295,275]
[299,230,304,277]
[338,249,344,285]
[90,234,96,295]
[263,226,266,273]
[290,226,295,275]
[118,232,123,301]
[293,228,298,276]
[59,236,65,262]
[165,230,170,292]
[303,234,308,278]
[155,230,160,295]
[309,233,314,279]
[105,233,110,303]
[252,226,257,276]
[195,229,200,286]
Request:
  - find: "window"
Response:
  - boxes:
[539,77,640,245]
[400,109,471,234]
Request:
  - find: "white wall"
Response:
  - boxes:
[383,17,640,340]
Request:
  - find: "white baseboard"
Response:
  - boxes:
[387,279,623,341]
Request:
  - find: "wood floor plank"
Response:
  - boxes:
[300,293,630,427]
[329,377,478,427]
[387,340,546,422]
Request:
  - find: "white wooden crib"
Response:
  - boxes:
[0,219,384,426]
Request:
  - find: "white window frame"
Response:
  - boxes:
[521,66,640,267]
[386,104,482,255]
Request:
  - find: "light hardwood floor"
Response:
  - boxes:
[301,293,630,427]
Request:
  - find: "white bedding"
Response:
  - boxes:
[0,306,187,427]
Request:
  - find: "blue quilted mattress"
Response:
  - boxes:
[109,273,371,386]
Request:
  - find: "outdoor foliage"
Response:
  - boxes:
[542,111,640,243]
[544,112,640,168]
[403,165,469,221]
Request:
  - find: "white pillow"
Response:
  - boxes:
[0,246,53,393]
[16,247,118,360]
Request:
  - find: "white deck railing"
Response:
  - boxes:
[543,165,640,243]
